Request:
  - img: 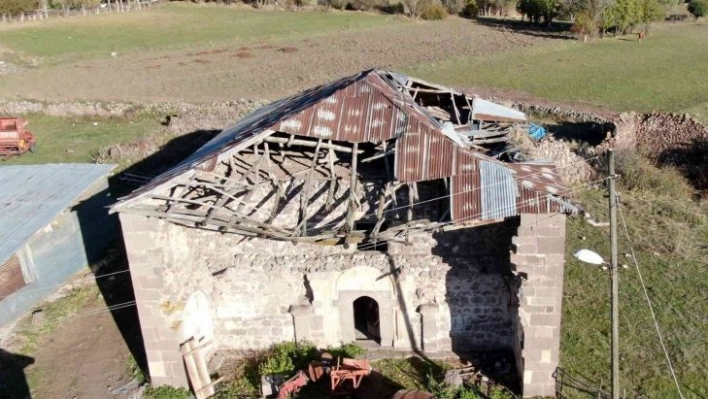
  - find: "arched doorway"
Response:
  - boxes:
[353,296,380,344]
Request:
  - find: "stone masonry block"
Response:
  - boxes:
[537,237,565,255]
[148,361,166,378]
[530,313,560,327]
[138,276,164,290]
[523,382,554,398]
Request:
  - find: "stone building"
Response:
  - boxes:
[113,70,571,397]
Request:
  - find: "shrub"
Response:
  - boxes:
[382,0,406,13]
[347,0,384,10]
[327,342,367,359]
[143,385,191,399]
[420,0,447,19]
[258,341,318,376]
[441,0,466,13]
[489,385,515,399]
[688,0,707,18]
[460,0,478,17]
[425,372,484,399]
[571,12,597,40]
[320,0,347,9]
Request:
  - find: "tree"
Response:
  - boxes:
[572,11,596,40]
[0,0,39,17]
[517,0,559,25]
[637,0,664,24]
[688,0,707,19]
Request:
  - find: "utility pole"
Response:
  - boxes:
[608,148,620,399]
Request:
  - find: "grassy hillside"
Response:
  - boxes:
[0,3,401,64]
[407,23,708,122]
[1,114,158,165]
[562,154,708,398]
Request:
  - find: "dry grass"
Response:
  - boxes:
[562,152,708,397]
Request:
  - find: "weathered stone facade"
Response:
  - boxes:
[121,213,518,378]
[121,209,565,397]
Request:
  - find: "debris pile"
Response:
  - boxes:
[636,112,708,191]
[636,112,708,154]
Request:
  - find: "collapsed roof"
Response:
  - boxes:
[112,69,574,245]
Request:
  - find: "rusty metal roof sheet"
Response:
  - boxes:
[113,69,570,223]
[0,163,116,264]
[450,160,573,222]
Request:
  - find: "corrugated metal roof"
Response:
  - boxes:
[0,163,116,264]
[113,69,573,224]
[479,160,519,220]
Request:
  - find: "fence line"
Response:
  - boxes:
[0,0,160,24]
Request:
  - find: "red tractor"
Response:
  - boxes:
[0,117,37,159]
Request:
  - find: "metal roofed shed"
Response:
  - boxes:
[0,163,117,326]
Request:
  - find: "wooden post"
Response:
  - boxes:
[608,149,620,399]
[346,143,359,236]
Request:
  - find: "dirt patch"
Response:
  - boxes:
[278,46,298,53]
[187,48,229,57]
[0,18,562,102]
[233,51,254,58]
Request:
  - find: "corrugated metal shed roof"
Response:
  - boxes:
[0,163,116,264]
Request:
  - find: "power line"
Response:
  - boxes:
[297,154,601,237]
[617,199,685,399]
[0,268,133,301]
[355,176,608,252]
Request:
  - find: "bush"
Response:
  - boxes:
[347,0,384,10]
[688,0,707,18]
[327,342,367,359]
[382,0,406,13]
[426,372,484,399]
[460,0,477,17]
[441,0,465,13]
[143,385,191,399]
[258,341,318,376]
[420,0,447,19]
[320,0,347,9]
[571,12,597,40]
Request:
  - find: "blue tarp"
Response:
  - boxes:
[528,123,547,141]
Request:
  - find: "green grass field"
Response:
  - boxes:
[0,3,401,64]
[1,114,158,165]
[561,155,708,398]
[1,6,707,398]
[407,23,708,122]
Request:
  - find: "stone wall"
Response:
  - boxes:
[120,211,521,387]
[511,213,566,397]
[121,167,566,396]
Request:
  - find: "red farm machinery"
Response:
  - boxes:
[0,117,36,159]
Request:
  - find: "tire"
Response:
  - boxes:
[29,142,37,153]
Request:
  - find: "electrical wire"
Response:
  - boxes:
[293,154,601,237]
[354,176,608,252]
[0,268,133,301]
[617,199,685,399]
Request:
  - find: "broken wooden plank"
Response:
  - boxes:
[346,142,359,236]
[295,138,322,236]
[265,136,361,154]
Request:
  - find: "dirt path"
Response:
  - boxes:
[0,18,560,103]
[25,307,134,399]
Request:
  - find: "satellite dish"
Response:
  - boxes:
[574,249,605,265]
